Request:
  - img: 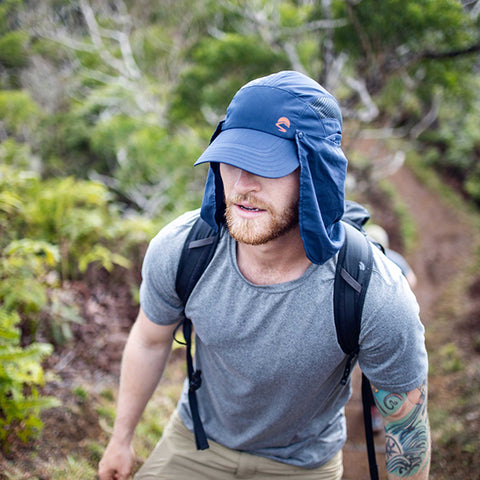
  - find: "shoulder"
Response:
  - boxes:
[369,243,410,290]
[385,248,412,276]
[359,244,427,391]
[141,209,202,292]
[139,209,202,324]
[148,209,202,252]
[363,244,419,321]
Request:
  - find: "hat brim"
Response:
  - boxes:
[194,128,299,178]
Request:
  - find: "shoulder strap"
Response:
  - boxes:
[175,216,220,451]
[334,221,373,361]
[176,216,220,303]
[334,221,379,480]
[362,372,379,480]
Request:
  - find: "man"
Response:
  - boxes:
[366,224,418,289]
[99,71,430,479]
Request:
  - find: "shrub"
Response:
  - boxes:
[0,309,60,448]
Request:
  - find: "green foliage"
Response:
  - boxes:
[439,342,465,374]
[20,176,131,279]
[0,309,60,449]
[40,110,100,178]
[331,0,479,122]
[0,0,23,35]
[0,30,29,69]
[333,0,471,58]
[0,239,58,316]
[0,162,154,345]
[0,137,35,168]
[170,33,288,125]
[416,80,480,206]
[44,290,84,346]
[0,0,27,88]
[90,115,206,215]
[0,163,37,248]
[0,233,83,346]
[89,114,137,165]
[0,90,40,139]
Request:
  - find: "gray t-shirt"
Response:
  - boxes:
[140,209,428,468]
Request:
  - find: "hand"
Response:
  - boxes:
[98,438,135,480]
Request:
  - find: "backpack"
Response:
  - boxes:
[175,200,380,480]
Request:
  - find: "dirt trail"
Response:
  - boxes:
[342,164,476,479]
[388,166,473,319]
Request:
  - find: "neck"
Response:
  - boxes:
[236,226,311,285]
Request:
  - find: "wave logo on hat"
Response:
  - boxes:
[275,116,291,133]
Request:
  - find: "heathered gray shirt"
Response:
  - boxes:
[140,209,428,468]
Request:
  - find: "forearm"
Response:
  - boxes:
[384,413,430,479]
[373,380,431,479]
[111,315,174,444]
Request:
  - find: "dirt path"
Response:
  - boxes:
[388,166,473,320]
[342,164,476,479]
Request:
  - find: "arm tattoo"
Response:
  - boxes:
[372,379,430,478]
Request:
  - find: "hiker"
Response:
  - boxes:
[98,71,430,480]
[366,224,418,289]
[363,224,419,434]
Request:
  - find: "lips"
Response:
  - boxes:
[239,205,262,212]
[236,202,265,213]
[231,203,267,220]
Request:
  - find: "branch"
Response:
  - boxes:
[344,1,374,65]
[318,0,334,87]
[317,0,350,93]
[282,42,308,75]
[409,95,441,139]
[472,1,480,19]
[216,0,347,75]
[324,54,347,93]
[383,40,480,77]
[279,18,349,37]
[78,0,134,79]
[89,170,171,216]
[463,0,480,19]
[342,76,380,122]
[421,42,480,60]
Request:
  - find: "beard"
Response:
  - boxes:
[224,193,299,245]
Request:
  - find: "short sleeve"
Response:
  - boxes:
[358,248,428,392]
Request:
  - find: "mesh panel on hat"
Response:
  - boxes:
[310,96,342,125]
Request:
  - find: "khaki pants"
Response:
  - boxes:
[134,410,343,480]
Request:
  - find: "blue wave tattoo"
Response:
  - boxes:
[373,381,430,477]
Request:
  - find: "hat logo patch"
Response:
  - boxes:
[275,116,291,133]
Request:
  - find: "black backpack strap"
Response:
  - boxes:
[362,372,379,480]
[334,221,373,379]
[334,221,379,480]
[176,217,219,303]
[175,216,220,450]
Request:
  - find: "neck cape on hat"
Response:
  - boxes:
[194,70,348,265]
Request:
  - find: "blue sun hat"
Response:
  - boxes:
[194,70,347,265]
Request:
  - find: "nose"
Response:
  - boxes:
[234,169,261,193]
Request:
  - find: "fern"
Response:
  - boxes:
[0,309,60,449]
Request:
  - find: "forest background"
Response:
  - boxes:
[1,0,480,479]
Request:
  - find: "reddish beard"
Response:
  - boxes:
[224,193,299,245]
